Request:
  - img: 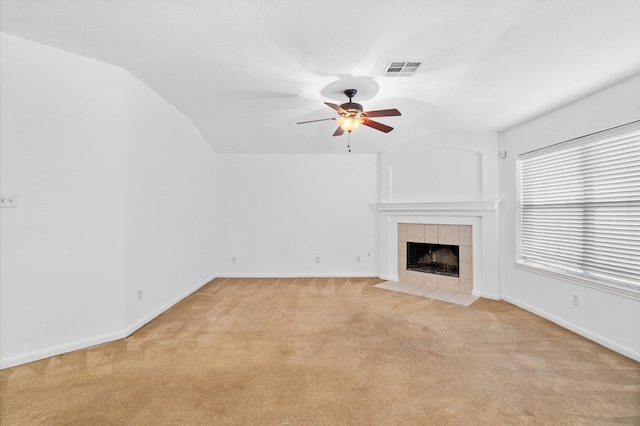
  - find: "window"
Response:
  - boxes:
[517,121,640,295]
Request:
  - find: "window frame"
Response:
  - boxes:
[515,120,640,301]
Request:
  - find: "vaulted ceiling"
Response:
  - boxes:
[2,0,639,154]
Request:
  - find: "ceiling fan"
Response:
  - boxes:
[297,89,401,136]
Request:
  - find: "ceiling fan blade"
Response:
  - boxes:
[333,126,345,137]
[363,119,394,133]
[296,118,336,124]
[324,102,347,115]
[363,108,401,118]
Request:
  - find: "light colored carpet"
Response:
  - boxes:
[1,277,639,425]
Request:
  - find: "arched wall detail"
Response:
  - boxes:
[389,147,483,202]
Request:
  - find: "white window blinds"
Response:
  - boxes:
[518,121,640,289]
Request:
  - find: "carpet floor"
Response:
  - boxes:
[1,277,639,425]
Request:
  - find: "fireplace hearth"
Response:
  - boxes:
[407,242,459,277]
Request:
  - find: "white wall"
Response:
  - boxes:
[123,74,217,329]
[390,148,483,202]
[0,34,218,368]
[0,34,126,366]
[216,154,378,277]
[379,132,499,203]
[498,76,640,361]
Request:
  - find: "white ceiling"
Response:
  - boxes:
[1,0,639,154]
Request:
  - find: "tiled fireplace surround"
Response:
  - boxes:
[377,201,501,300]
[398,224,473,294]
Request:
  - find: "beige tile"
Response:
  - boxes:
[460,225,472,246]
[398,241,407,257]
[398,255,406,270]
[394,282,424,294]
[374,281,400,291]
[424,224,438,243]
[424,273,438,290]
[398,269,407,283]
[447,293,479,306]
[459,245,472,263]
[420,287,439,297]
[398,223,407,242]
[406,270,425,286]
[426,288,457,301]
[438,275,459,292]
[438,225,459,245]
[408,285,434,296]
[460,262,473,279]
[406,224,425,243]
[376,281,478,306]
[459,278,473,295]
[376,283,414,295]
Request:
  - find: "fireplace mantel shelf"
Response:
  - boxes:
[377,201,500,212]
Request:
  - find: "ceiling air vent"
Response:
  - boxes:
[384,61,422,77]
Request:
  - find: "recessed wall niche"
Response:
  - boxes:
[390,148,482,203]
[398,223,473,294]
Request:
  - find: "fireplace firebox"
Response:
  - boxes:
[407,242,459,277]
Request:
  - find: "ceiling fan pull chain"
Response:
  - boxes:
[347,132,351,152]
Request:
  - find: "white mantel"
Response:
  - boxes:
[378,201,500,212]
[377,201,501,300]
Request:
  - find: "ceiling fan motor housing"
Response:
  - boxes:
[340,102,364,115]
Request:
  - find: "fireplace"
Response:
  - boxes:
[407,242,459,277]
[378,201,501,298]
[394,223,474,294]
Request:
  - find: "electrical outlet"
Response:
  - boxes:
[572,294,580,306]
[137,290,143,302]
[0,194,18,208]
[315,256,320,263]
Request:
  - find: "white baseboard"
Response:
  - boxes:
[0,329,127,370]
[122,273,217,336]
[379,274,398,282]
[502,295,640,362]
[0,274,217,370]
[472,290,500,300]
[218,273,379,278]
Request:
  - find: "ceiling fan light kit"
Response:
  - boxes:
[338,115,365,132]
[297,89,401,151]
[336,88,365,133]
